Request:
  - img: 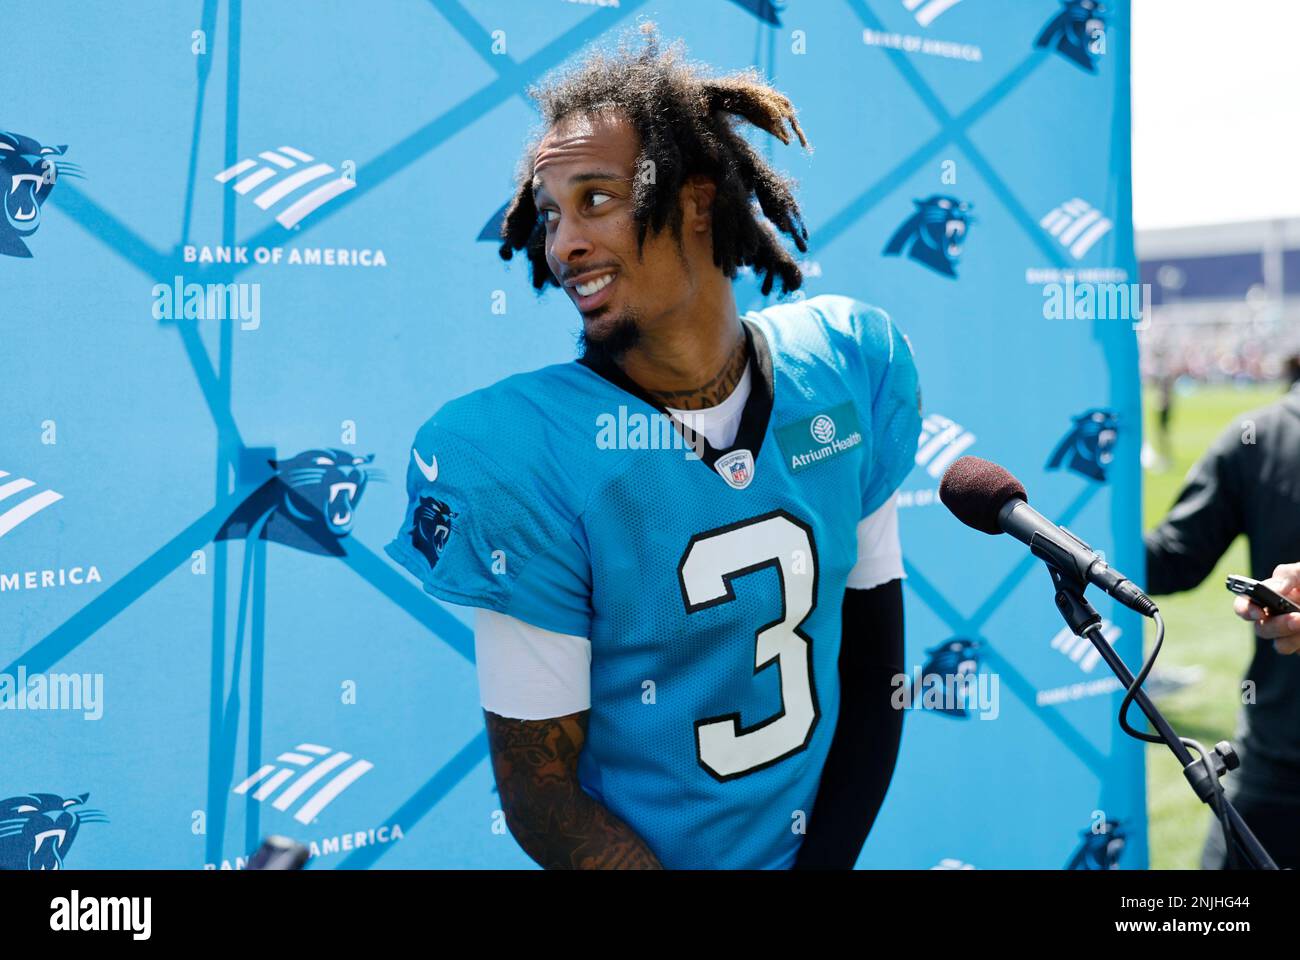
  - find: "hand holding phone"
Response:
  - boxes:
[1226,568,1300,654]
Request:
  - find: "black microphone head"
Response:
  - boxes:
[939,456,1027,535]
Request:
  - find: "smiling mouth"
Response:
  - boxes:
[566,269,619,313]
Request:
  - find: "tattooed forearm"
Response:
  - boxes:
[484,709,663,869]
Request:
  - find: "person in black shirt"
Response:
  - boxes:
[1144,373,1300,869]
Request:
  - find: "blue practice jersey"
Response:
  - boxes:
[386,294,921,869]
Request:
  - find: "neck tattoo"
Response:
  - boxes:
[648,331,749,411]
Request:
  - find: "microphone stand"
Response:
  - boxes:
[1046,564,1278,870]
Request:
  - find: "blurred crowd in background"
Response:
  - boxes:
[1138,216,1300,388]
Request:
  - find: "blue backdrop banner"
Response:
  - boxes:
[2,0,1142,870]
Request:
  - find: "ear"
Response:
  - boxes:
[682,175,717,234]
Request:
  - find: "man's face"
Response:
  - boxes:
[532,110,707,357]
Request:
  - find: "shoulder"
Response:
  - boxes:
[423,361,592,445]
[749,294,911,373]
[408,361,628,519]
[1208,391,1300,468]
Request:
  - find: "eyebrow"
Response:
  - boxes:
[532,170,628,197]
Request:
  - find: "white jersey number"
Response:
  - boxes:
[678,511,819,781]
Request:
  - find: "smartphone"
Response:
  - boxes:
[1225,575,1300,617]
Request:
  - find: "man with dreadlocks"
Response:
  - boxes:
[387,24,921,869]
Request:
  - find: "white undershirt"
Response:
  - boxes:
[665,362,752,450]
[474,365,905,720]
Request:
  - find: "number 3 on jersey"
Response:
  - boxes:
[677,510,820,781]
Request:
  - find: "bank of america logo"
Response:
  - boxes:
[1040,198,1112,259]
[1049,619,1120,673]
[903,0,963,26]
[233,743,373,824]
[915,414,976,478]
[214,146,355,230]
[0,468,62,539]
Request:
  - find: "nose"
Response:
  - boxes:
[549,215,593,271]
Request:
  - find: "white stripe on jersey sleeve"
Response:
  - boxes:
[475,609,592,720]
[845,493,905,591]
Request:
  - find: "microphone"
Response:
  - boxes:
[246,835,310,870]
[939,456,1158,618]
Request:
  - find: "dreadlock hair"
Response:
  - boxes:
[498,22,811,297]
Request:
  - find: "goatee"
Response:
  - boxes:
[577,306,642,366]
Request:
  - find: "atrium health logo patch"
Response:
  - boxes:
[777,402,863,475]
[0,130,83,258]
[884,195,974,278]
[809,414,836,445]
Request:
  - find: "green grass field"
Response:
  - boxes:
[1141,381,1285,868]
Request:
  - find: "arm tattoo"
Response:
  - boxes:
[484,709,663,869]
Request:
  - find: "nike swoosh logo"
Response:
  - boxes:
[411,448,438,484]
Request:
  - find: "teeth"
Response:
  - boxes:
[329,482,356,526]
[575,273,614,297]
[33,828,65,853]
[10,173,40,195]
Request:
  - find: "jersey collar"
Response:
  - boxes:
[577,315,775,472]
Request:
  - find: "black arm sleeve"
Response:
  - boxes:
[1144,419,1246,596]
[793,578,905,870]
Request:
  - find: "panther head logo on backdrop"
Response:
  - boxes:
[1035,0,1107,73]
[217,448,384,556]
[0,130,82,258]
[914,638,983,719]
[1046,408,1118,482]
[1065,817,1126,869]
[884,195,974,278]
[0,792,107,870]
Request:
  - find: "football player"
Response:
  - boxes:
[387,25,922,869]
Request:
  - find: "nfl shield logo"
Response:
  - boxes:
[715,449,755,490]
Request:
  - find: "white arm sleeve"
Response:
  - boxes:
[845,493,905,591]
[474,608,592,720]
